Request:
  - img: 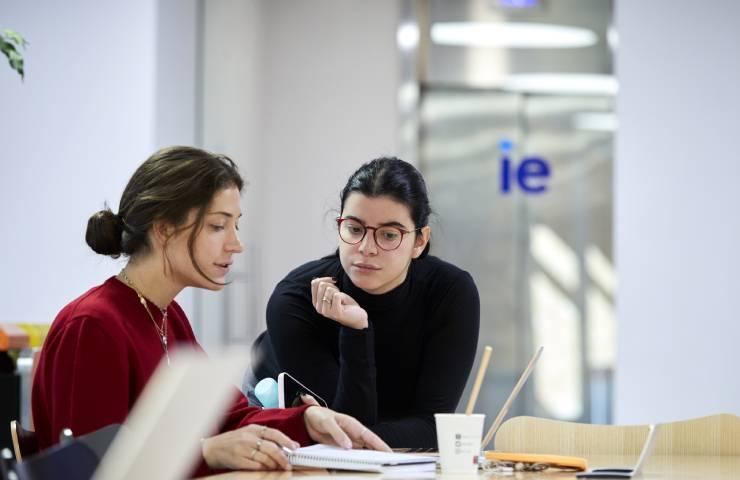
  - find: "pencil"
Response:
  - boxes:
[465,345,492,415]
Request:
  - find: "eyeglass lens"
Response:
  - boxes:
[338,219,405,250]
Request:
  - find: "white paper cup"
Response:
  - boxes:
[434,413,485,474]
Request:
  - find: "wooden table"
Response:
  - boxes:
[203,455,740,479]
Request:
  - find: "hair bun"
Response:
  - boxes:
[86,208,124,257]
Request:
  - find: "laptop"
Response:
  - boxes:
[92,347,249,480]
[576,424,660,478]
[481,346,544,449]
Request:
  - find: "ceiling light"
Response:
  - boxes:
[607,24,619,52]
[498,0,540,8]
[431,22,598,49]
[397,22,420,51]
[501,74,617,95]
[573,112,618,132]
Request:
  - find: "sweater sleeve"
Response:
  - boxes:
[219,392,313,446]
[370,271,481,448]
[32,316,131,449]
[266,286,378,426]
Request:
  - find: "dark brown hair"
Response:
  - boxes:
[340,156,432,258]
[86,146,243,283]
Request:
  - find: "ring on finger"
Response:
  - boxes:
[250,448,258,459]
[256,439,263,451]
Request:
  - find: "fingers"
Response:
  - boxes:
[311,277,335,309]
[322,415,353,449]
[234,425,298,471]
[248,446,280,470]
[336,414,391,452]
[203,429,289,471]
[301,393,321,406]
[315,282,339,316]
[304,408,390,453]
[311,279,368,329]
[255,439,291,470]
[258,425,300,450]
[238,454,290,473]
[359,427,391,452]
[306,407,352,449]
[257,426,300,471]
[328,291,346,318]
[318,285,338,314]
[310,277,321,306]
[320,287,341,317]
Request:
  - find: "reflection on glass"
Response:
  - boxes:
[420,88,614,424]
[586,245,617,296]
[530,224,580,293]
[414,0,614,427]
[587,287,615,370]
[530,271,583,419]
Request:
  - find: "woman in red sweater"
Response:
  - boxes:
[31,146,388,474]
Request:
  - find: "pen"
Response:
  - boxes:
[282,446,295,456]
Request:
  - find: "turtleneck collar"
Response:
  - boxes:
[338,259,414,312]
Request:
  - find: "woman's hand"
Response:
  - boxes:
[300,393,321,406]
[201,424,299,471]
[311,277,368,329]
[303,406,391,452]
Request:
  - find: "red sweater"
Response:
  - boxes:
[32,277,311,474]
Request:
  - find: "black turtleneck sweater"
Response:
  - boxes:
[251,254,480,448]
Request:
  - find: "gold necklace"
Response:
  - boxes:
[120,269,170,365]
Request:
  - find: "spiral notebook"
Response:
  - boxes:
[286,444,437,473]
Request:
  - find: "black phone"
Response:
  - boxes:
[277,372,328,408]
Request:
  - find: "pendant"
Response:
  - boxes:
[161,335,170,365]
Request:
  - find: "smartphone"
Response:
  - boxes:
[277,372,328,408]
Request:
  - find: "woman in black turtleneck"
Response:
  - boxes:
[250,157,480,448]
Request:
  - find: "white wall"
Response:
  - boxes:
[196,0,267,347]
[615,0,740,423]
[0,0,398,348]
[258,0,400,325]
[0,0,197,325]
[200,0,400,342]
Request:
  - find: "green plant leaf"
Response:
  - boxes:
[1,28,26,79]
[2,29,28,48]
[1,37,14,51]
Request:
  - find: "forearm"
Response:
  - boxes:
[332,325,378,425]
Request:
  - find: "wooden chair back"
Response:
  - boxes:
[494,413,740,461]
[10,420,39,462]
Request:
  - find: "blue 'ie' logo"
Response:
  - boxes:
[499,139,551,194]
